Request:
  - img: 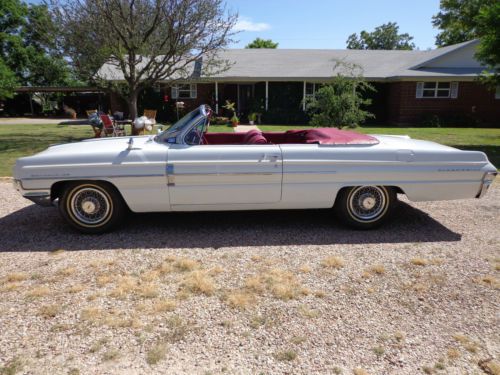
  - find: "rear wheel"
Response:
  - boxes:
[58,182,126,234]
[334,186,395,229]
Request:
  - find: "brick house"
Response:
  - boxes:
[99,40,500,125]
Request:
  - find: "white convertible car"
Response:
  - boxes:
[14,105,497,233]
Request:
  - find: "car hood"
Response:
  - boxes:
[16,136,155,166]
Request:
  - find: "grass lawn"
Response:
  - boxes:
[0,123,498,176]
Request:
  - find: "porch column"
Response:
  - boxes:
[29,93,34,116]
[215,81,219,113]
[302,81,306,111]
[265,81,269,111]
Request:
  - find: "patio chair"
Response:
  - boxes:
[100,114,126,137]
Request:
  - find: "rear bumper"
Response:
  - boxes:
[476,172,497,198]
[13,179,53,207]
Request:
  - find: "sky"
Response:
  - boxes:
[226,0,441,50]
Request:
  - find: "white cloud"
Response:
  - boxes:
[233,17,271,32]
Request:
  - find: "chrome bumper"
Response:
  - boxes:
[476,172,497,198]
[13,179,54,207]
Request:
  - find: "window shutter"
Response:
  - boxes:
[171,85,178,99]
[450,82,459,98]
[416,82,424,98]
[190,84,197,99]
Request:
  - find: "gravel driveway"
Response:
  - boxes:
[0,181,498,375]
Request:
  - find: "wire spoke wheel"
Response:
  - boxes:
[70,187,111,225]
[66,185,114,228]
[346,186,390,224]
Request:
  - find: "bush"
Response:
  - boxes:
[306,62,375,129]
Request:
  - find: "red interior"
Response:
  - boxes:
[204,128,378,145]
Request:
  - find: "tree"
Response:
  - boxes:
[51,0,236,133]
[432,0,496,47]
[245,38,278,49]
[306,62,375,129]
[0,59,17,99]
[0,0,75,98]
[475,2,500,86]
[346,22,415,50]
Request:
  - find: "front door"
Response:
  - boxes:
[238,84,253,118]
[167,144,282,207]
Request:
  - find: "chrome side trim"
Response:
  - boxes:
[21,174,165,181]
[171,171,279,177]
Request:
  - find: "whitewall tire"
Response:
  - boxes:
[59,181,126,234]
[334,186,395,229]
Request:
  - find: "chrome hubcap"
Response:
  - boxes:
[360,195,376,210]
[348,186,387,222]
[70,187,111,225]
[81,200,98,214]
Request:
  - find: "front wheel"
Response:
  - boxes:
[58,182,126,234]
[334,186,396,229]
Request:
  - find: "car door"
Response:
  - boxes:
[166,143,283,207]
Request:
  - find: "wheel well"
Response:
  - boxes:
[50,180,126,203]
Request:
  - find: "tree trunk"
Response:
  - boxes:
[127,91,139,135]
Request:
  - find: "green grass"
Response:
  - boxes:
[0,123,498,176]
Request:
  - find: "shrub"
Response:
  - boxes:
[306,61,375,129]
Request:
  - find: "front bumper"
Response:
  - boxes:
[476,171,497,198]
[13,179,54,207]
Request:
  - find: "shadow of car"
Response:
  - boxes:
[0,200,461,252]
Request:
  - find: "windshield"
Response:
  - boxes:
[156,106,205,143]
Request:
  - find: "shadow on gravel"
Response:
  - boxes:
[0,201,461,252]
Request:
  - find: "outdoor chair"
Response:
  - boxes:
[100,114,126,137]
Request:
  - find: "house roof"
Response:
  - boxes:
[97,40,484,82]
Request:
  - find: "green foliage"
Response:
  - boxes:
[346,22,414,50]
[475,2,500,86]
[0,59,17,99]
[0,0,75,97]
[51,0,236,125]
[245,38,278,49]
[306,63,375,129]
[222,100,236,116]
[432,0,496,47]
[248,112,257,122]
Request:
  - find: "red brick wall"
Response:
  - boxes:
[387,81,500,126]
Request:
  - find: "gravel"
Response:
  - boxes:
[0,181,498,375]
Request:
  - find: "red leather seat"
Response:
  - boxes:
[243,130,267,144]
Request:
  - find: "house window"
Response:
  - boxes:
[305,83,323,98]
[171,84,197,99]
[416,82,458,99]
[495,85,500,99]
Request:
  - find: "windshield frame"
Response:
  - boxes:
[155,105,208,144]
